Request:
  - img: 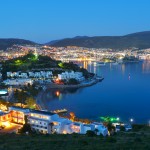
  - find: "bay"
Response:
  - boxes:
[39,61,150,124]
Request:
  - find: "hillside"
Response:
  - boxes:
[48,31,150,49]
[0,126,149,150]
[0,38,36,50]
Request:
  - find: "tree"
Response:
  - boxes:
[19,116,31,134]
[120,126,125,131]
[107,122,115,135]
[94,128,99,135]
[49,122,54,133]
[25,96,36,109]
[70,112,75,121]
[86,130,96,137]
[68,78,79,85]
[14,89,28,107]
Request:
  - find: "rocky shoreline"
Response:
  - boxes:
[44,77,104,89]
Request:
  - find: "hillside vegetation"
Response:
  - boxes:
[0,38,36,50]
[49,31,150,49]
[0,126,149,150]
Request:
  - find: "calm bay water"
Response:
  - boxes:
[40,61,150,123]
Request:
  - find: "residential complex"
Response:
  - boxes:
[0,106,108,136]
[2,70,85,86]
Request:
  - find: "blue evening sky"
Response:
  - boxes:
[0,0,150,43]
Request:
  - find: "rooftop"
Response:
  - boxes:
[30,109,55,116]
[9,106,30,113]
[0,111,9,116]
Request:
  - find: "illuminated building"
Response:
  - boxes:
[9,106,30,124]
[0,106,108,136]
[28,110,60,134]
[0,111,11,127]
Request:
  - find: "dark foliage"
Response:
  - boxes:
[0,38,36,50]
[49,31,150,49]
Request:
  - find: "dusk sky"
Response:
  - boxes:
[0,0,150,43]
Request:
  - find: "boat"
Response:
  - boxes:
[93,62,106,66]
[112,62,118,65]
[96,76,104,82]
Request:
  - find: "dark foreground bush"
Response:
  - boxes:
[86,130,96,137]
[106,137,117,143]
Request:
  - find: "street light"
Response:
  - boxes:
[130,118,134,124]
[117,117,120,121]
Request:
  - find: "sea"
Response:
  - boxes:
[39,60,150,124]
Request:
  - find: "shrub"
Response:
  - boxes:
[134,137,142,142]
[106,137,117,143]
[86,130,96,137]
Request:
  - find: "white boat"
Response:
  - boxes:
[93,62,97,66]
[51,109,68,114]
[97,62,106,66]
[93,62,105,66]
[112,62,118,65]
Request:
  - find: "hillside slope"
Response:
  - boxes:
[0,38,36,50]
[48,31,150,49]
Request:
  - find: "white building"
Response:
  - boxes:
[92,122,108,136]
[27,109,108,136]
[2,106,108,136]
[7,72,19,78]
[7,71,53,79]
[58,71,85,81]
[3,78,33,86]
[28,110,60,134]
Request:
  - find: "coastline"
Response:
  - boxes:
[44,77,104,89]
[36,77,104,110]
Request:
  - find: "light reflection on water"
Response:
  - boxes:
[40,60,150,123]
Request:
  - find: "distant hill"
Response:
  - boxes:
[48,31,150,49]
[0,38,36,50]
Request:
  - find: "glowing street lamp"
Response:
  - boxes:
[130,118,134,124]
[117,117,120,121]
